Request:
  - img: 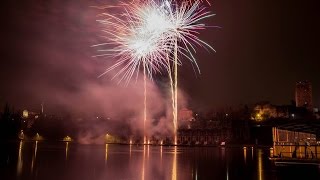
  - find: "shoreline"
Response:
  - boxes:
[1,139,272,148]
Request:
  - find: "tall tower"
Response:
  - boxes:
[295,80,313,111]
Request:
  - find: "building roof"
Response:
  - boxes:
[277,119,320,135]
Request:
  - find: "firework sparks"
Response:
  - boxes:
[94,0,214,82]
[93,1,173,84]
[93,0,215,144]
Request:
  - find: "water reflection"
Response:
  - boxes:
[220,147,226,158]
[243,147,247,164]
[226,167,229,180]
[251,147,254,159]
[258,149,263,180]
[147,144,150,158]
[65,142,69,160]
[172,146,177,180]
[6,142,320,180]
[17,140,23,177]
[105,144,108,165]
[141,145,146,180]
[31,141,38,173]
[129,144,132,158]
[224,147,229,180]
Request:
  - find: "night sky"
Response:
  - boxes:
[0,0,319,113]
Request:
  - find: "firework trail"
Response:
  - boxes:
[93,1,175,143]
[161,0,215,144]
[93,0,215,144]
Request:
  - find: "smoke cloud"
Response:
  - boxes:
[0,0,189,143]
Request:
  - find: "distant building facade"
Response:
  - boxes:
[295,81,313,111]
[177,109,250,145]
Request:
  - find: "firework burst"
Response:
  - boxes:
[93,0,215,144]
[93,0,214,83]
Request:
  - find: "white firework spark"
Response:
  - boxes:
[93,0,216,144]
[93,0,215,84]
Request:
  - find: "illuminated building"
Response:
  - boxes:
[295,80,313,111]
[271,127,320,159]
[21,109,41,129]
[251,103,289,121]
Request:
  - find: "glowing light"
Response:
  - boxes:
[65,142,69,160]
[172,146,177,180]
[94,0,215,83]
[34,141,38,157]
[143,64,147,146]
[22,110,28,118]
[130,143,132,158]
[18,130,24,140]
[189,0,212,6]
[142,145,146,180]
[34,133,43,141]
[17,140,23,176]
[105,133,109,143]
[243,146,247,164]
[31,141,38,173]
[252,147,254,159]
[254,113,264,121]
[94,0,215,141]
[269,147,274,157]
[105,144,108,164]
[258,149,263,180]
[63,136,72,142]
[147,144,150,158]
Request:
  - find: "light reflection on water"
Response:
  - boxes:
[243,147,247,164]
[0,142,319,180]
[105,143,108,165]
[141,145,146,180]
[257,149,263,180]
[30,141,38,173]
[65,142,69,160]
[16,140,23,177]
[172,146,177,180]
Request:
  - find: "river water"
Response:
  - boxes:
[1,141,319,180]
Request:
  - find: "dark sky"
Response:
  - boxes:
[0,0,319,113]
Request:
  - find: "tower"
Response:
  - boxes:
[295,81,312,111]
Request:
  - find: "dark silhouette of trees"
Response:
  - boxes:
[0,103,21,140]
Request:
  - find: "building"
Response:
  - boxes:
[177,109,251,145]
[21,109,41,129]
[251,102,289,121]
[271,125,320,159]
[178,129,231,145]
[295,80,313,111]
